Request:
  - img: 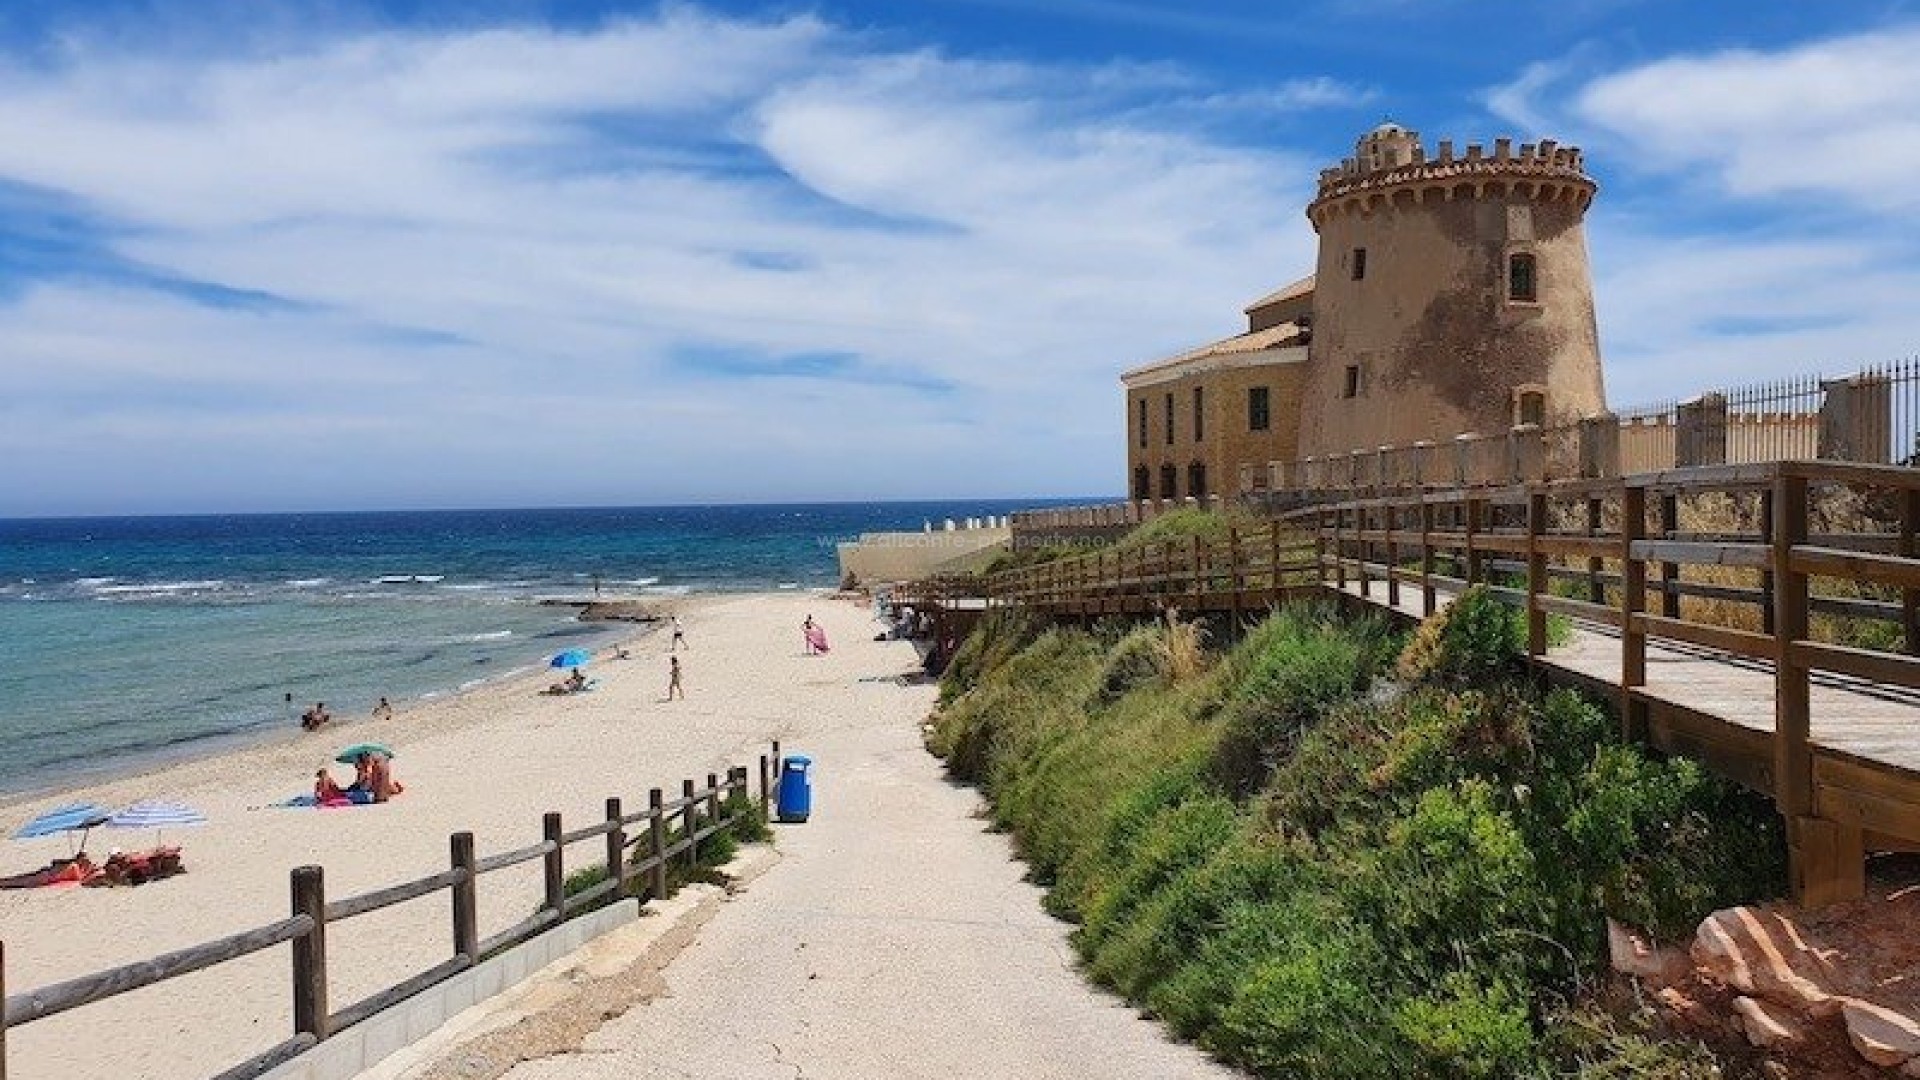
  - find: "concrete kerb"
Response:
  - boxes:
[259,843,781,1080]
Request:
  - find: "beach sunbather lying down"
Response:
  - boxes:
[0,854,95,889]
[84,847,185,887]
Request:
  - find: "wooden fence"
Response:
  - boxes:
[0,743,789,1080]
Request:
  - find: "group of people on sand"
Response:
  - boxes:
[313,752,404,805]
[0,847,186,890]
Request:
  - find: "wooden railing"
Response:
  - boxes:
[899,521,1321,621]
[0,743,789,1080]
[1290,460,1920,906]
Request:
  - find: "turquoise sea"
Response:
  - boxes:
[0,501,1061,795]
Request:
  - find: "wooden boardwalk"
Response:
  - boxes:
[908,460,1920,907]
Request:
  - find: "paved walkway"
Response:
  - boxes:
[497,659,1240,1079]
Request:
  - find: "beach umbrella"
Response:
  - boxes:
[551,648,592,669]
[13,802,113,856]
[105,801,207,831]
[334,742,395,764]
[106,800,206,854]
[13,803,111,840]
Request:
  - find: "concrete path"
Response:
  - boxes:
[494,662,1241,1079]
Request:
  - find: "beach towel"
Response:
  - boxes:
[805,625,830,653]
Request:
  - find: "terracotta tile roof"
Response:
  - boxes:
[1243,274,1315,315]
[1121,321,1308,383]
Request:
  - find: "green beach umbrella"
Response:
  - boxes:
[334,743,395,764]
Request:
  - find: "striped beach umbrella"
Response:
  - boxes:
[106,801,207,831]
[12,802,111,840]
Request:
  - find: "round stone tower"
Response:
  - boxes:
[1294,123,1606,458]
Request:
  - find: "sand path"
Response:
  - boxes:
[490,660,1242,1080]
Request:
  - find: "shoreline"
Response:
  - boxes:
[0,603,677,811]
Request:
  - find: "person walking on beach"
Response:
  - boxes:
[371,697,393,721]
[666,655,685,700]
[803,614,816,655]
[670,615,687,651]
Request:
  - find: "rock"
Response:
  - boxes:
[1608,918,1690,984]
[1692,907,1840,1017]
[1732,995,1804,1050]
[1843,998,1920,1068]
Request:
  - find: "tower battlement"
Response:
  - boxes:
[1308,124,1595,228]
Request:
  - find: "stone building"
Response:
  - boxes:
[1123,123,1607,496]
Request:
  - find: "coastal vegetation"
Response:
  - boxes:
[930,588,1785,1077]
[560,790,771,912]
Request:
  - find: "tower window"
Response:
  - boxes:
[1164,393,1175,445]
[1517,390,1546,428]
[1351,247,1368,281]
[1192,386,1204,442]
[1248,386,1271,432]
[1133,466,1150,500]
[1343,365,1362,399]
[1188,462,1208,500]
[1159,464,1177,499]
[1137,398,1147,448]
[1508,252,1537,302]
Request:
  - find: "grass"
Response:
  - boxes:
[929,590,1786,1078]
[558,792,771,912]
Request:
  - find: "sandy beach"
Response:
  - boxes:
[2,590,917,1080]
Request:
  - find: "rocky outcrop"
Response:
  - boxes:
[1608,891,1920,1074]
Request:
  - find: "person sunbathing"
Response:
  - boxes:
[0,852,94,889]
[315,768,347,803]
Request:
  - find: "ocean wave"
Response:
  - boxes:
[286,577,331,588]
[777,582,800,590]
[622,577,661,587]
[373,574,445,584]
[73,576,117,587]
[469,630,513,642]
[94,579,228,595]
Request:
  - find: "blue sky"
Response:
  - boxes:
[1,1,1918,515]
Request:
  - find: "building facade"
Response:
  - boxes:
[1123,124,1607,496]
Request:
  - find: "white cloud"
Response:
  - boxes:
[0,9,1340,514]
[1571,25,1920,212]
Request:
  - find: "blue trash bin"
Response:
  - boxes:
[776,754,813,823]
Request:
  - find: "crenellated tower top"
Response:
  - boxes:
[1307,122,1596,230]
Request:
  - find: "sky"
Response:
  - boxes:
[2,1,1918,516]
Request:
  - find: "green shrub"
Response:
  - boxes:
[1211,608,1375,798]
[1394,974,1537,1078]
[1398,585,1525,687]
[1097,624,1166,703]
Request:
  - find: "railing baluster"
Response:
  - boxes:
[290,866,329,1043]
[451,833,477,961]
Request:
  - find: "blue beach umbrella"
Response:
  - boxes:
[551,648,592,669]
[13,803,111,840]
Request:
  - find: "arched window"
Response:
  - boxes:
[1508,252,1537,303]
[1187,462,1208,500]
[1159,465,1178,499]
[1133,466,1151,500]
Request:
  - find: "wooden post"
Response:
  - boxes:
[682,778,699,868]
[290,865,329,1042]
[1659,491,1681,620]
[772,740,782,780]
[1420,499,1436,616]
[1385,504,1401,608]
[1621,484,1648,740]
[1904,489,1920,654]
[605,797,626,896]
[451,832,478,960]
[706,772,721,831]
[1189,534,1202,609]
[758,754,771,820]
[1227,527,1241,626]
[1527,490,1548,656]
[1772,473,1812,823]
[1465,497,1485,584]
[1759,489,1776,636]
[1269,521,1282,603]
[1585,496,1605,606]
[1333,507,1346,589]
[1357,505,1371,599]
[542,812,565,918]
[2,940,9,1080]
[647,788,668,901]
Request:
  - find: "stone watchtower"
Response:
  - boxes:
[1294,123,1606,457]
